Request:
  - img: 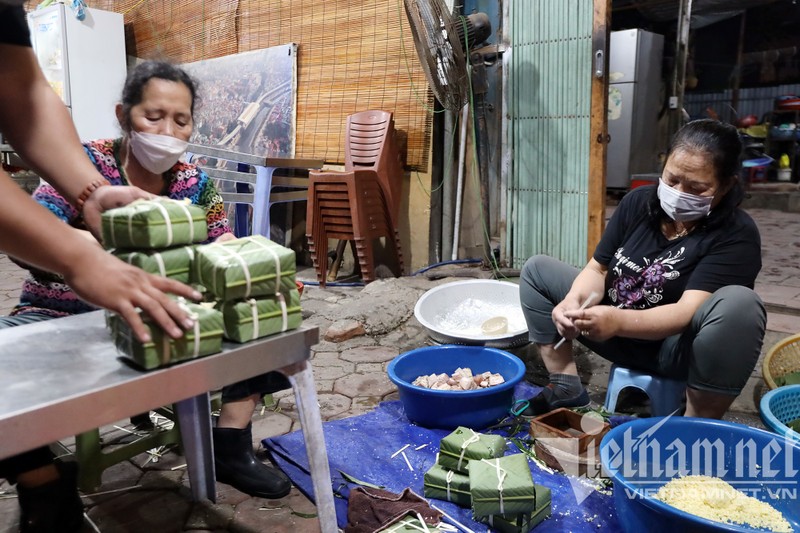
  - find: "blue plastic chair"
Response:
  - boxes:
[604,364,686,417]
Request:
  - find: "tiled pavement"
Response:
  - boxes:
[0,204,798,532]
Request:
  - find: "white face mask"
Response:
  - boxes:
[128,130,188,174]
[657,179,713,222]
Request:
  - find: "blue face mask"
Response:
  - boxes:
[657,179,713,222]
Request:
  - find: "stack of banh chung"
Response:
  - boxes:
[102,199,301,369]
[195,234,302,343]
[423,426,552,532]
[103,198,222,369]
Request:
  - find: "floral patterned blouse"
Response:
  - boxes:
[12,138,232,317]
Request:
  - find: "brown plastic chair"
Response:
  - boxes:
[306,169,403,287]
[345,110,404,226]
[323,110,405,282]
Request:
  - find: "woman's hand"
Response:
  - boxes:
[81,185,155,239]
[214,232,237,243]
[552,296,583,340]
[62,247,202,343]
[565,305,620,342]
[552,259,608,343]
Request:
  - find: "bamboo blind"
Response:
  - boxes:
[78,0,433,169]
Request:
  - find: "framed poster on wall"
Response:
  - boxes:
[183,44,298,157]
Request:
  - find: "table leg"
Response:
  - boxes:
[174,392,216,503]
[284,201,294,249]
[253,166,277,240]
[234,181,251,238]
[285,361,337,533]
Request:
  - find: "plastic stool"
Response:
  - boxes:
[604,364,686,417]
[73,407,182,491]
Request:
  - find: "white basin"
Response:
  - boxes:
[414,280,529,348]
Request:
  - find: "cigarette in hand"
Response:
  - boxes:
[553,291,600,349]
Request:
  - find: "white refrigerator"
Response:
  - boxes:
[28,4,126,142]
[606,29,664,190]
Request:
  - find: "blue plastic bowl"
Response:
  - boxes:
[601,417,800,532]
[387,345,525,429]
[761,385,800,441]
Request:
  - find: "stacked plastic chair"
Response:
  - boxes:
[345,110,404,226]
[306,110,404,287]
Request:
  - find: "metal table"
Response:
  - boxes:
[0,311,337,532]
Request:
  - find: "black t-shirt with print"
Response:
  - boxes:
[0,6,32,47]
[593,185,761,310]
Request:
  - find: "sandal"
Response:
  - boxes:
[511,384,590,420]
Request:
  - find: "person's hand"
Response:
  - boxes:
[61,247,202,343]
[565,305,619,342]
[552,297,583,340]
[81,185,155,239]
[214,232,237,243]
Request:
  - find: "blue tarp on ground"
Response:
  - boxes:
[264,382,630,532]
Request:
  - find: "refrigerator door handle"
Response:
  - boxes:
[594,49,605,79]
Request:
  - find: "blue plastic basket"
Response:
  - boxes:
[387,345,525,429]
[760,385,800,441]
[601,417,800,532]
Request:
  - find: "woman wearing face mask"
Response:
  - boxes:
[516,119,765,420]
[7,60,292,532]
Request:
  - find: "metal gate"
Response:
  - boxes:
[505,0,598,268]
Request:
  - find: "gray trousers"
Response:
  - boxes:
[519,255,766,395]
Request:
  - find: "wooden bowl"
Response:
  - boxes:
[529,408,609,454]
[529,408,610,478]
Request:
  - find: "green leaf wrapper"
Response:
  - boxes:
[101,198,207,250]
[109,302,223,370]
[477,485,552,532]
[196,235,296,301]
[438,426,507,474]
[423,463,471,507]
[470,454,538,518]
[216,289,302,343]
[114,245,197,283]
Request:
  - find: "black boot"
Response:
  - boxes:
[130,412,155,432]
[16,461,83,533]
[213,423,291,499]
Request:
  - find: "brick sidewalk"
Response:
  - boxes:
[0,254,23,316]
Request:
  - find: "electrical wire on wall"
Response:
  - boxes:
[462,19,502,279]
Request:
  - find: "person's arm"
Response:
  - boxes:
[0,170,201,342]
[193,166,236,241]
[0,43,104,204]
[552,258,608,341]
[0,42,151,236]
[568,289,711,341]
